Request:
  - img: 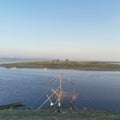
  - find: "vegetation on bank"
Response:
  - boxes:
[0,109,120,120]
[0,61,120,71]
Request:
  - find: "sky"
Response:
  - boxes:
[0,0,120,61]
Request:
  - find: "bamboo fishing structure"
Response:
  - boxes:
[37,74,78,112]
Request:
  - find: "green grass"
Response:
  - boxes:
[0,109,120,120]
[0,61,120,71]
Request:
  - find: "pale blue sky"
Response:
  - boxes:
[0,0,120,61]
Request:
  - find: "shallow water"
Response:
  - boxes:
[0,67,120,111]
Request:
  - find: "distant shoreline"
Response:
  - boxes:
[0,61,120,71]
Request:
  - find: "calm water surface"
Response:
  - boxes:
[0,67,120,111]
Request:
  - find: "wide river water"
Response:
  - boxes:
[0,67,120,111]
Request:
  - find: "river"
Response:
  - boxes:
[0,67,120,111]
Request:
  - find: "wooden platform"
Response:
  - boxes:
[0,102,24,110]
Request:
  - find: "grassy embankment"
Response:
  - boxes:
[0,109,120,120]
[0,61,120,71]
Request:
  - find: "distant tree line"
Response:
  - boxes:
[52,59,69,62]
